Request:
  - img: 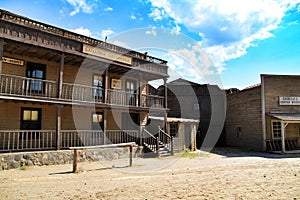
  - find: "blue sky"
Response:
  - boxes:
[1,0,300,89]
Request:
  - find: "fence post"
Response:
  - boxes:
[156,136,160,157]
[171,136,174,156]
[73,149,78,173]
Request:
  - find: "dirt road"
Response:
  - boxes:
[0,149,299,199]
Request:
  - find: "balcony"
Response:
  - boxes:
[0,73,165,109]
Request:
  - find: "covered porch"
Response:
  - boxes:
[266,112,300,154]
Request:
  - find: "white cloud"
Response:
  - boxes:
[131,14,137,20]
[148,0,300,68]
[69,27,92,36]
[65,0,97,16]
[100,29,115,40]
[104,7,113,12]
[145,27,157,36]
[148,8,165,21]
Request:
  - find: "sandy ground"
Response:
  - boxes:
[0,148,300,200]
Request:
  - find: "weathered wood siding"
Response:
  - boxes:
[226,86,263,151]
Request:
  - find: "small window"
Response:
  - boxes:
[193,103,199,110]
[21,108,41,130]
[170,123,179,137]
[272,121,282,139]
[91,112,104,131]
[93,74,104,100]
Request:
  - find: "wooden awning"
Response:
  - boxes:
[268,112,300,122]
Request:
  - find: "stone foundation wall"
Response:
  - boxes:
[0,146,142,171]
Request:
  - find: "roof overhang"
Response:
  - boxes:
[268,112,300,122]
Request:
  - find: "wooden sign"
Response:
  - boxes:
[82,44,132,65]
[279,96,300,105]
[2,57,24,66]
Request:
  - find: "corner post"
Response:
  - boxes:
[163,78,168,132]
[103,109,107,145]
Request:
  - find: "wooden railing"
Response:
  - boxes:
[60,130,104,149]
[0,74,165,108]
[0,74,57,98]
[107,89,137,106]
[158,127,173,155]
[61,83,104,103]
[142,94,165,108]
[0,130,56,152]
[266,138,299,152]
[142,128,159,154]
[0,130,141,152]
[105,130,139,144]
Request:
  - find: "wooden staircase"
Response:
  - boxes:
[142,128,173,157]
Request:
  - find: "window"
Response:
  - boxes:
[93,74,104,101]
[193,103,199,110]
[272,121,282,139]
[26,62,46,93]
[126,79,137,106]
[237,127,242,138]
[170,123,179,137]
[21,108,41,130]
[91,112,104,131]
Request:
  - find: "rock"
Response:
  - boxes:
[25,160,33,166]
[23,154,33,160]
[14,154,22,161]
[9,161,19,169]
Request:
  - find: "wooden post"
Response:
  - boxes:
[73,149,78,173]
[156,136,160,157]
[104,68,108,104]
[129,145,133,167]
[103,109,107,145]
[58,53,65,98]
[0,41,5,75]
[171,136,174,156]
[56,105,62,150]
[281,121,286,154]
[163,78,168,132]
[139,73,143,107]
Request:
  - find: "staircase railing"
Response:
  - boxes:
[142,128,159,155]
[158,126,174,155]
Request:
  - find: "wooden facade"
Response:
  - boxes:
[226,74,300,153]
[158,78,226,149]
[0,9,172,154]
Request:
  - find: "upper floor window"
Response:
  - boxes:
[93,74,104,101]
[26,62,46,93]
[126,79,137,106]
[272,121,282,139]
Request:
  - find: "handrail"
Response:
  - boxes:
[158,127,171,138]
[143,128,157,140]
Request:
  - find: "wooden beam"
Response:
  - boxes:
[281,121,286,154]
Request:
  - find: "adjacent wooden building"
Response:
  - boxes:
[0,9,171,154]
[226,74,300,153]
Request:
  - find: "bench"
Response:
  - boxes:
[69,142,137,173]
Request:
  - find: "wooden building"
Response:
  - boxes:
[0,9,171,154]
[158,78,226,149]
[226,74,300,153]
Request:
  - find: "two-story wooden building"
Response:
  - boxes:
[0,9,171,154]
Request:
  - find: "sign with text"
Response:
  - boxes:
[2,57,24,66]
[82,44,132,65]
[279,97,300,105]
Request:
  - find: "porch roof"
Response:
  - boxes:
[268,112,300,122]
[149,116,199,123]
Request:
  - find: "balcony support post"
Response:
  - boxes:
[103,109,107,145]
[56,105,63,150]
[138,73,143,107]
[139,112,143,146]
[163,78,168,132]
[0,40,5,75]
[57,53,65,98]
[104,67,108,104]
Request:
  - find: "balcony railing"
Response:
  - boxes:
[0,74,165,108]
[61,83,104,103]
[0,130,139,152]
[0,74,57,98]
